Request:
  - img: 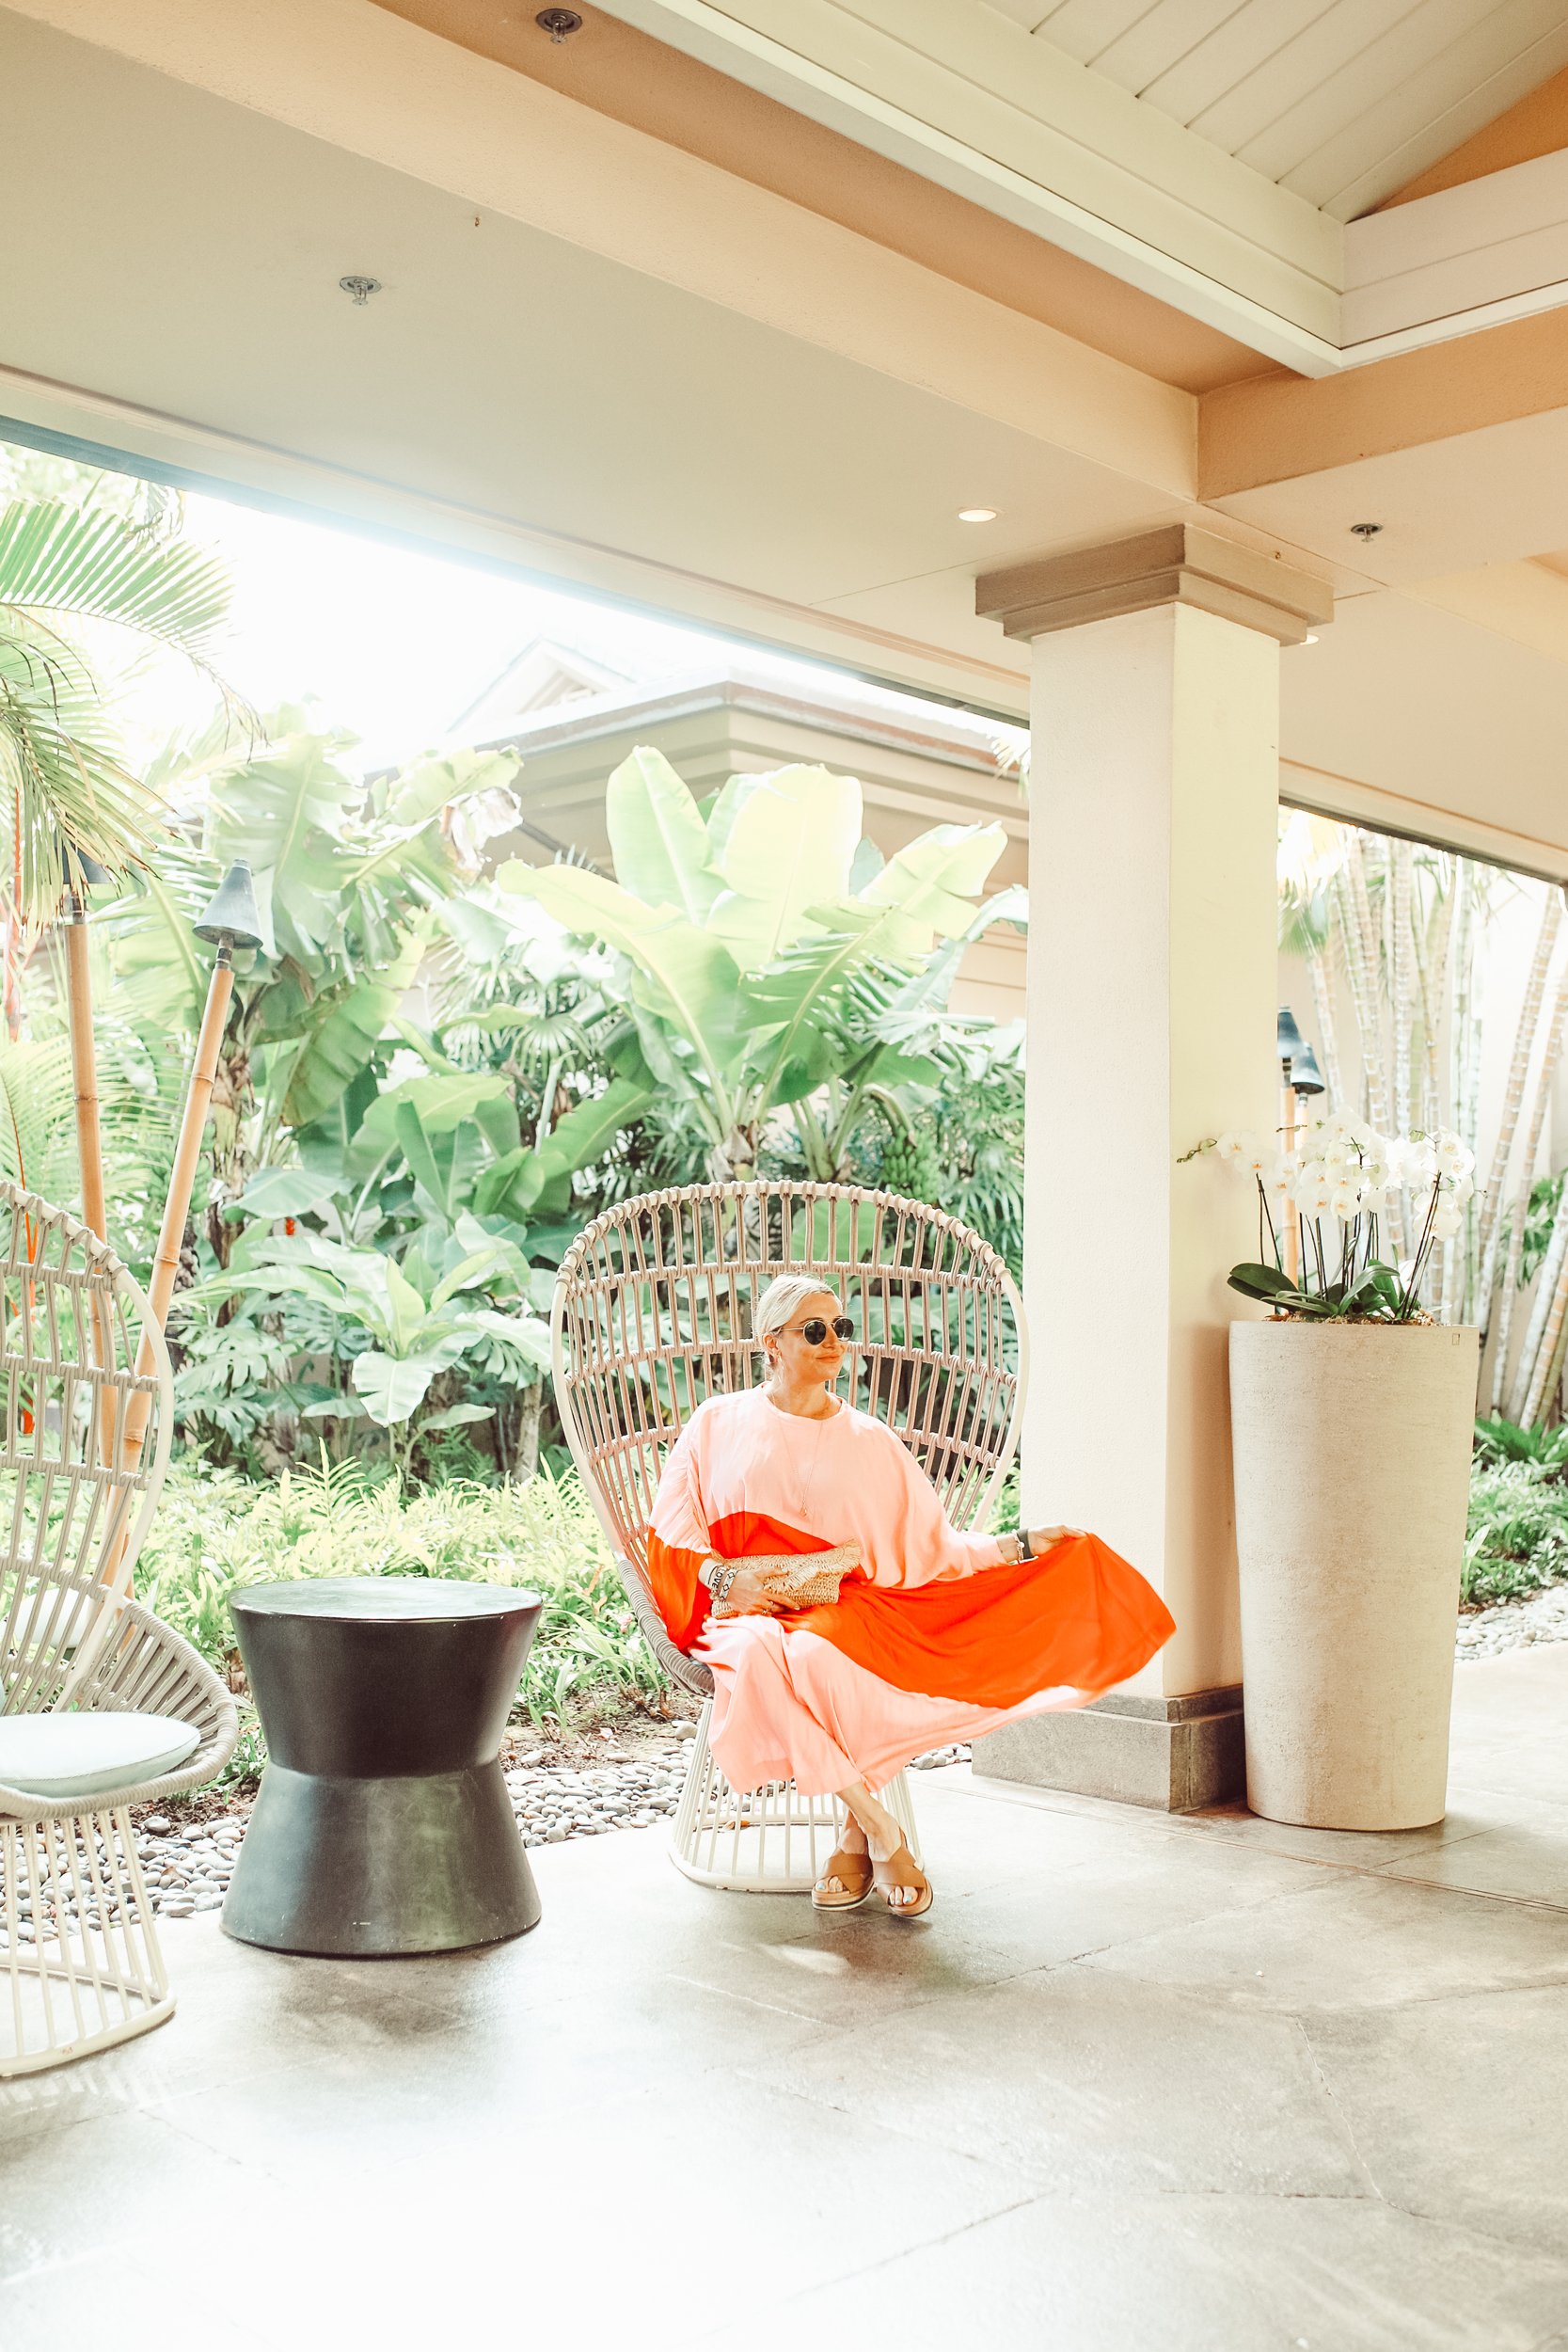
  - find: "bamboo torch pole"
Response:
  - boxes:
[62,850,110,1245]
[108,860,261,1526]
[1277,1007,1308,1287]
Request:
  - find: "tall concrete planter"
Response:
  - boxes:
[1228,1320,1480,1831]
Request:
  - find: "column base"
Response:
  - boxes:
[971,1687,1244,1813]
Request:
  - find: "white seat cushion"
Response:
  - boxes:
[0,1711,201,1803]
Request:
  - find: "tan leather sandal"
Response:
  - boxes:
[873,1842,934,1919]
[812,1847,876,1910]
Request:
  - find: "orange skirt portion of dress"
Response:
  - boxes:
[645,1511,1173,1710]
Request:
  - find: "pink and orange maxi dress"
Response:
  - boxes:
[646,1387,1174,1798]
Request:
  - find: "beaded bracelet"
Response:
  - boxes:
[702,1559,740,1609]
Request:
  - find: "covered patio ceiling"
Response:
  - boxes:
[5,0,1568,866]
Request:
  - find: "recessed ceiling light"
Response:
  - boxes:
[1305,632,1320,644]
[958,507,998,523]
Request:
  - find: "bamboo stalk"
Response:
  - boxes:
[1475,889,1561,1336]
[1513,1174,1568,1424]
[1344,851,1391,1134]
[1489,963,1568,1411]
[1418,856,1455,1133]
[1524,1233,1568,1430]
[1307,939,1343,1107]
[1335,865,1390,1133]
[1391,839,1414,1139]
[1431,860,1470,1322]
[1455,866,1487,1321]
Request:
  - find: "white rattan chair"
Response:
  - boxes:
[551,1182,1026,1892]
[0,1185,238,2075]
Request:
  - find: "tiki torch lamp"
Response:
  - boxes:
[61,845,112,1244]
[116,860,262,1490]
[1276,1004,1308,1154]
[1276,1005,1309,1285]
[1290,1041,1325,1104]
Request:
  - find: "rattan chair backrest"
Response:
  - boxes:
[551,1183,1026,1593]
[0,1185,173,1715]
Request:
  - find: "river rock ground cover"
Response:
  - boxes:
[126,1723,973,1924]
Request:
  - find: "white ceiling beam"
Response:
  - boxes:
[594,0,1346,374]
[0,0,1192,491]
[1344,147,1568,347]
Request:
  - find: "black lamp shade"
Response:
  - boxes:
[1290,1041,1325,1096]
[60,845,112,893]
[194,858,264,951]
[1276,1004,1307,1063]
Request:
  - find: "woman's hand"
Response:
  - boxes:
[715,1567,793,1617]
[1027,1524,1084,1555]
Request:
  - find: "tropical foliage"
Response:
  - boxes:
[0,694,1022,1475]
[501,746,1025,1182]
[1465,1419,1568,1604]
[0,496,239,914]
[135,1454,665,1780]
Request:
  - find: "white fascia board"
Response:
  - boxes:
[594,0,1345,375]
[1344,148,1568,346]
[0,361,1034,720]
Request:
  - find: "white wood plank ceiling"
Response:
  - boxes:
[983,0,1568,218]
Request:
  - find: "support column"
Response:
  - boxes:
[974,526,1333,1810]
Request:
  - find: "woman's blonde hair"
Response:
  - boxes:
[751,1273,841,1355]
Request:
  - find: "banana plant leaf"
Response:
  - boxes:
[225,1166,341,1223]
[277,930,431,1131]
[705,764,862,971]
[499,860,744,1106]
[604,746,720,922]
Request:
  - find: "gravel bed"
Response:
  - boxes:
[1457,1583,1568,1660]
[111,1725,974,1927]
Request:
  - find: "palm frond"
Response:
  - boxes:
[0,627,166,914]
[0,501,231,665]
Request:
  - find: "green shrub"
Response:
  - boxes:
[135,1454,667,1781]
[1464,1461,1568,1605]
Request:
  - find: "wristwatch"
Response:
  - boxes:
[1016,1529,1036,1564]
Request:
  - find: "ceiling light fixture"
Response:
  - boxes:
[958,507,998,523]
[1304,632,1320,644]
[339,276,382,306]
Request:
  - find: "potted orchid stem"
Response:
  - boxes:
[1195,1113,1481,1836]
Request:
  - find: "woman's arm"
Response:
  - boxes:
[649,1410,789,1622]
[878,1428,1080,1584]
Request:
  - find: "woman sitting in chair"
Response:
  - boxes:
[646,1274,1174,1920]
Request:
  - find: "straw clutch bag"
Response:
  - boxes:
[709,1542,861,1616]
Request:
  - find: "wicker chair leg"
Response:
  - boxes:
[1,1807,173,2076]
[669,1700,921,1894]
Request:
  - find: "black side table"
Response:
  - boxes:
[224,1578,542,1958]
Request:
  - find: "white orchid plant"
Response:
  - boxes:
[1194,1112,1476,1323]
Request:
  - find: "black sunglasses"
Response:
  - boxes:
[781,1316,854,1344]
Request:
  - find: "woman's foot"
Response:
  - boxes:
[844,1796,931,1914]
[813,1815,873,1908]
[871,1840,933,1919]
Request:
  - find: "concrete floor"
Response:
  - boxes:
[5,1650,1568,2352]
